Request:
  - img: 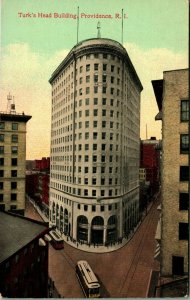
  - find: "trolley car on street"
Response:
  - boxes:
[76,260,100,298]
[49,230,64,250]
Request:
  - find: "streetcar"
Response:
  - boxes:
[49,230,64,250]
[76,260,100,298]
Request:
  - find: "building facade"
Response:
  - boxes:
[140,137,160,195]
[0,211,49,298]
[152,69,189,277]
[49,38,143,250]
[0,111,31,215]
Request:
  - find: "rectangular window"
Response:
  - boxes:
[180,134,189,154]
[102,110,106,116]
[102,144,106,151]
[86,75,90,83]
[0,134,4,142]
[101,178,105,185]
[93,144,97,150]
[94,74,98,82]
[86,87,90,94]
[85,121,89,128]
[179,222,188,240]
[80,66,83,73]
[93,155,97,162]
[102,132,106,139]
[179,193,189,210]
[111,65,114,72]
[0,123,5,130]
[93,121,98,128]
[93,167,97,173]
[85,110,89,117]
[102,98,106,105]
[0,146,4,154]
[0,182,3,190]
[111,88,114,94]
[101,205,105,211]
[94,109,98,116]
[111,76,114,83]
[12,146,18,154]
[12,135,18,143]
[94,86,98,94]
[84,178,88,184]
[101,190,105,196]
[11,182,17,189]
[180,166,189,181]
[11,193,17,201]
[0,194,3,201]
[103,64,107,71]
[0,158,4,166]
[11,170,17,177]
[102,75,107,83]
[86,64,90,71]
[94,63,99,70]
[93,132,98,139]
[0,170,4,177]
[101,156,105,162]
[92,178,96,185]
[109,190,112,196]
[79,77,83,84]
[94,98,98,105]
[12,158,17,166]
[92,204,96,211]
[85,132,89,140]
[181,100,189,122]
[102,86,107,93]
[101,167,105,173]
[85,144,89,150]
[85,98,89,105]
[102,121,106,128]
[12,123,18,130]
[84,155,89,162]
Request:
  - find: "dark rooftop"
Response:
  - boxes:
[0,112,31,123]
[151,79,163,111]
[0,211,48,263]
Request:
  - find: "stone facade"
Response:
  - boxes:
[153,69,189,276]
[0,113,31,214]
[49,38,143,251]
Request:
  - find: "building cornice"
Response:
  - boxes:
[49,38,143,91]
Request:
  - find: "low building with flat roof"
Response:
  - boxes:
[0,211,49,298]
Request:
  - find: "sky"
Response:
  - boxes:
[0,0,188,159]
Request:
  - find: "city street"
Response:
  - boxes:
[25,196,160,298]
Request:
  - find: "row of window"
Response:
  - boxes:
[0,181,17,189]
[75,74,121,85]
[0,146,18,155]
[77,202,118,212]
[0,134,18,143]
[51,183,119,197]
[51,143,119,154]
[52,53,122,86]
[0,193,17,201]
[0,122,18,130]
[0,170,18,177]
[0,158,17,166]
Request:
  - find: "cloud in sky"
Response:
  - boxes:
[0,42,188,159]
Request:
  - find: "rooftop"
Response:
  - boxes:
[0,211,48,264]
[0,111,32,123]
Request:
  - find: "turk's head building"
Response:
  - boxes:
[49,38,143,251]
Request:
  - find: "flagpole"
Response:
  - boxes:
[77,7,79,43]
[121,9,123,45]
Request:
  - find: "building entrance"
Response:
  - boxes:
[91,229,103,245]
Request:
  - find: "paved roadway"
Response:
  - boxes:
[25,197,160,298]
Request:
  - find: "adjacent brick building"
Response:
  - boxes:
[26,157,50,210]
[0,211,49,298]
[152,69,189,281]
